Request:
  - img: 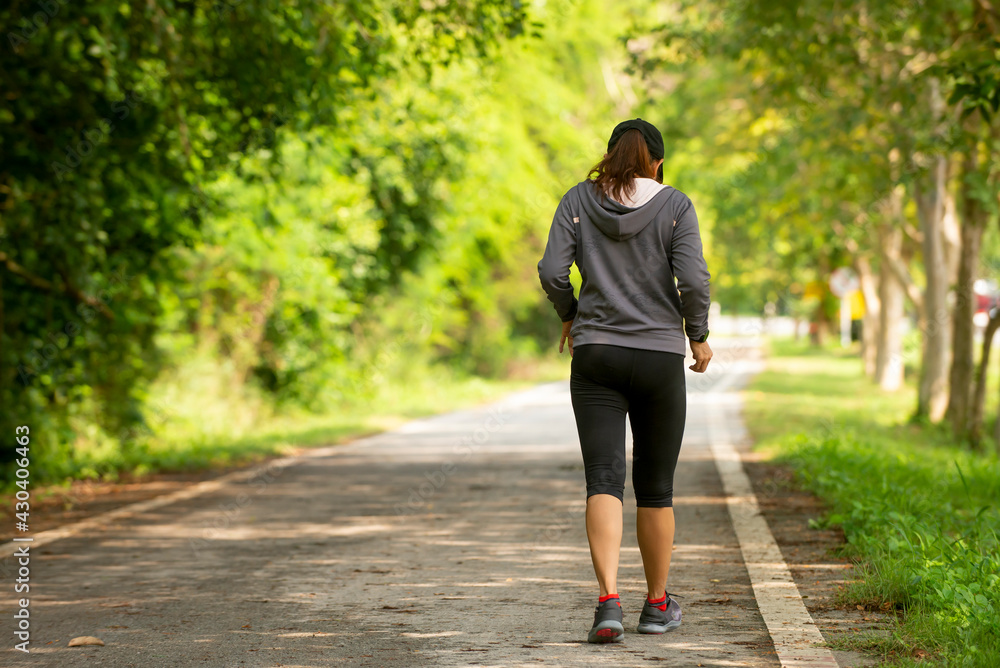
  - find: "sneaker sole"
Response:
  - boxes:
[636,620,681,634]
[588,621,624,643]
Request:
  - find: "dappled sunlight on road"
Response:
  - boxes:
[9,342,789,667]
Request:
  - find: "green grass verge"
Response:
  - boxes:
[745,338,1000,667]
[3,353,570,503]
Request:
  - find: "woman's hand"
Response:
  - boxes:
[559,320,574,357]
[689,340,712,372]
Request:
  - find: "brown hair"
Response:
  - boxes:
[588,128,661,204]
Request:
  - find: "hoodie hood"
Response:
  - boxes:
[577,180,678,241]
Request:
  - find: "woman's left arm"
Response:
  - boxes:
[537,194,579,328]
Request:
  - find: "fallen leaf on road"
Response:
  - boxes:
[68,636,104,647]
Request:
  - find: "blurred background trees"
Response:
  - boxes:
[0,0,637,481]
[629,0,999,442]
[2,0,999,484]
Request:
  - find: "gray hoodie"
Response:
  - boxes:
[537,179,711,356]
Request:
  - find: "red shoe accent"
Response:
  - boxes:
[596,628,618,638]
[647,594,667,611]
[599,593,620,603]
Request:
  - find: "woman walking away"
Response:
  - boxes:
[537,118,712,644]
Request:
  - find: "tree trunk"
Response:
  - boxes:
[945,143,988,436]
[914,156,953,422]
[969,309,1000,448]
[995,348,1000,453]
[942,176,961,285]
[855,255,880,378]
[875,263,905,390]
[875,204,906,391]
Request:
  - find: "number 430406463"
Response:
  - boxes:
[14,426,31,526]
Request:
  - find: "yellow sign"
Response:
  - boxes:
[803,281,825,300]
[850,289,865,320]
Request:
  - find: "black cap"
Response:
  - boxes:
[607,118,664,160]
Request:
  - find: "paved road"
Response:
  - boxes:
[7,340,792,667]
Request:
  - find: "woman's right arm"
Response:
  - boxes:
[670,196,711,343]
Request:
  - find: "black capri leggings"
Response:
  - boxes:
[569,343,686,508]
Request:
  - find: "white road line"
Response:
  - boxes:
[707,363,840,668]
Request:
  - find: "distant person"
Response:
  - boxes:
[537,118,712,643]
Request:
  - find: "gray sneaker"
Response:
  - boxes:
[587,595,624,643]
[636,593,682,633]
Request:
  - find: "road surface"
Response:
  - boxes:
[4,339,862,667]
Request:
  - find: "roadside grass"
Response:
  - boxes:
[2,352,569,504]
[745,338,1000,668]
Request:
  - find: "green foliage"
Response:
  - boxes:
[785,431,1000,667]
[1,0,643,485]
[747,340,1000,666]
[0,0,528,479]
[628,0,998,314]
